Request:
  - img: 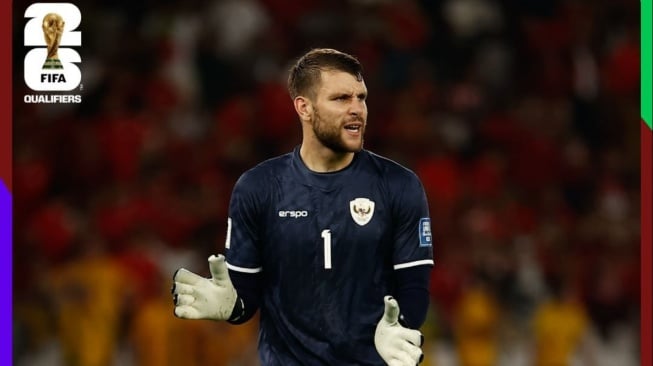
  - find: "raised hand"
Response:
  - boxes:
[172,254,238,321]
[374,296,424,366]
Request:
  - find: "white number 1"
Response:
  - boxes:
[321,229,332,269]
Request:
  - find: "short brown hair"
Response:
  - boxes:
[287,48,363,100]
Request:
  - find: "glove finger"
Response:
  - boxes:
[398,327,423,347]
[400,340,423,363]
[382,296,400,324]
[174,305,200,319]
[175,294,195,306]
[171,282,194,296]
[392,350,419,366]
[173,268,204,286]
[387,360,406,366]
[208,254,231,285]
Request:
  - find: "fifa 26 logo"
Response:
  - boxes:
[24,3,81,91]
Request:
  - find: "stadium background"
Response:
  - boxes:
[12,0,641,365]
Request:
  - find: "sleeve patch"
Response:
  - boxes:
[419,218,432,247]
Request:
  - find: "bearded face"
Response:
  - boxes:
[311,106,366,153]
[307,71,368,153]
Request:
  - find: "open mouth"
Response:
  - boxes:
[344,123,362,132]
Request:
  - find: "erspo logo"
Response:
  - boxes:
[24,3,82,103]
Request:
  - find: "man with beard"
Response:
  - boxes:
[172,48,434,366]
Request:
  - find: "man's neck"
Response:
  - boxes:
[299,142,355,173]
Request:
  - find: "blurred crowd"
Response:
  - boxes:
[12,0,641,365]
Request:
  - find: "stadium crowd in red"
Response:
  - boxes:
[13,0,640,364]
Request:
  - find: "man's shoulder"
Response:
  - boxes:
[250,152,294,174]
[361,150,420,182]
[235,152,294,187]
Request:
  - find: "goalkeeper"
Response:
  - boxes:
[172,48,434,365]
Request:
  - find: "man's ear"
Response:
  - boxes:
[293,96,313,122]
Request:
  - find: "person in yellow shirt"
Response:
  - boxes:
[453,273,500,366]
[48,236,130,366]
[531,274,590,366]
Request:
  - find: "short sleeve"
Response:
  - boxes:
[225,171,266,273]
[391,172,435,270]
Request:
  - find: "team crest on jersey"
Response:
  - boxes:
[349,198,375,226]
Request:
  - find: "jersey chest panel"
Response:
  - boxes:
[262,180,392,277]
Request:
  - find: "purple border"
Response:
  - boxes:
[0,181,11,363]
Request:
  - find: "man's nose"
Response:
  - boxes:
[349,100,365,116]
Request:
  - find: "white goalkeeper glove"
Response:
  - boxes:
[374,296,424,366]
[172,254,239,320]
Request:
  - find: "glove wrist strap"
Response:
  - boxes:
[227,296,245,323]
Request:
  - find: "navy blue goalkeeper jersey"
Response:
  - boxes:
[225,147,434,365]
